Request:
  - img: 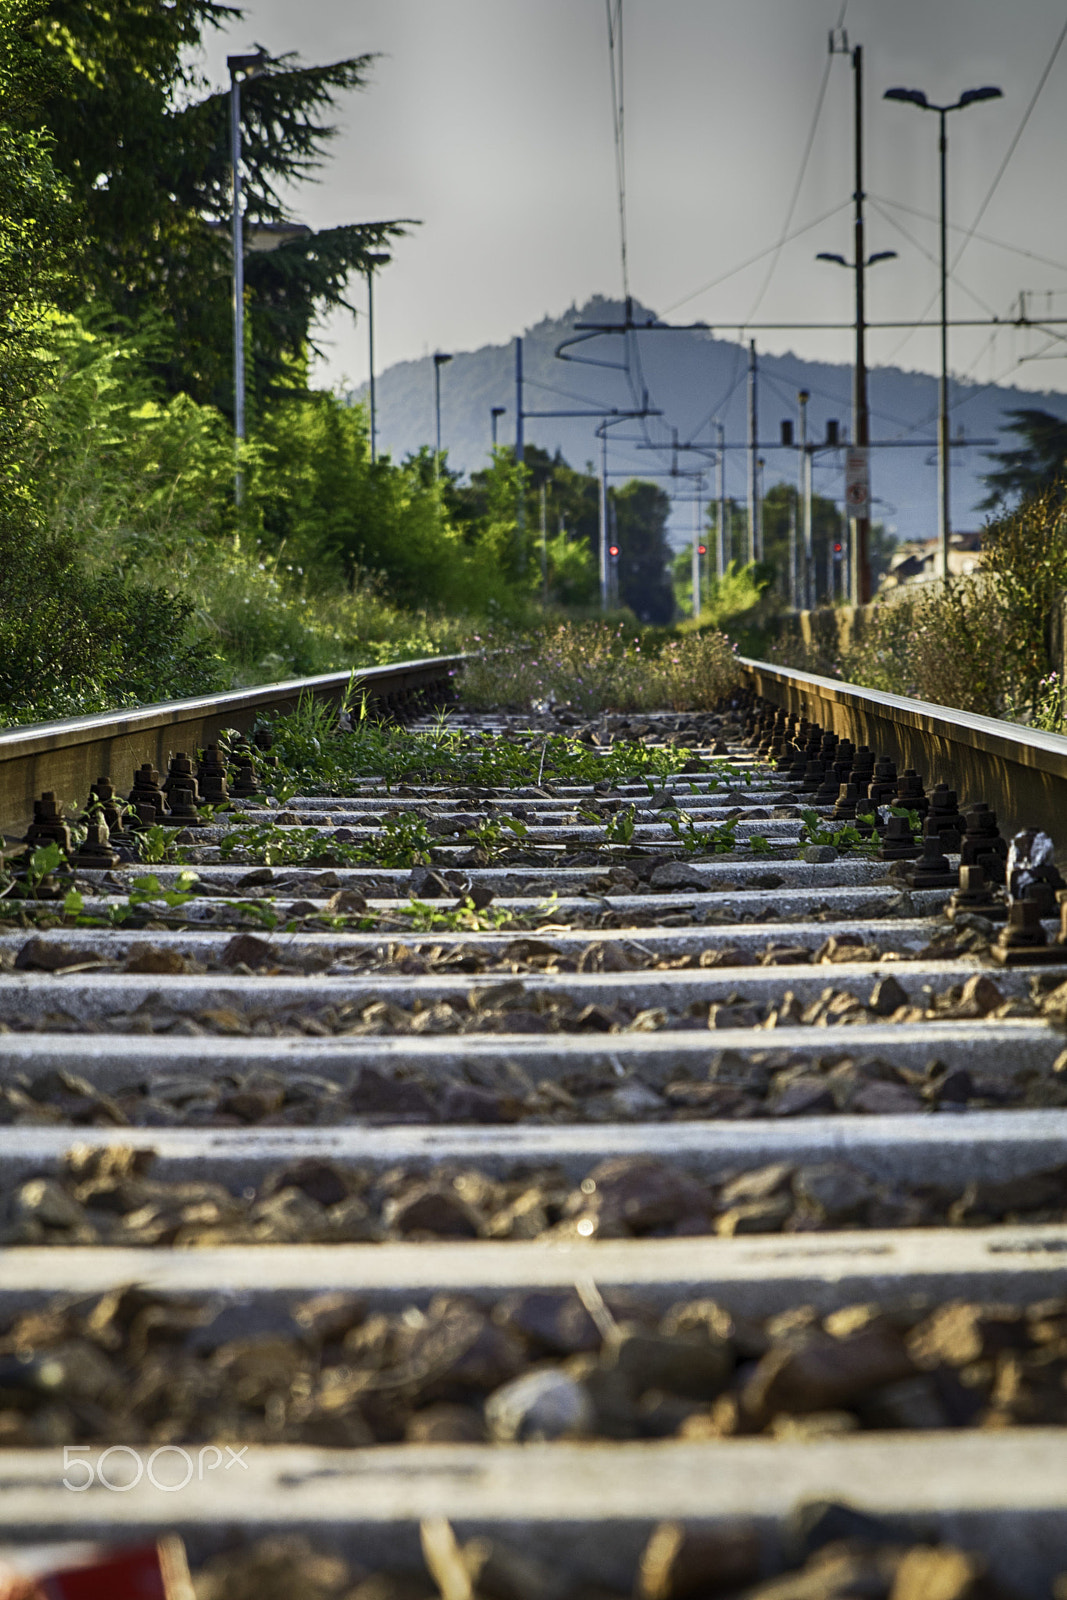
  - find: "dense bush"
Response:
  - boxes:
[762,484,1067,723]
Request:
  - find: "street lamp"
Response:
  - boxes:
[227,48,270,505]
[491,405,506,449]
[815,246,896,604]
[364,252,390,465]
[884,82,1003,581]
[432,352,453,478]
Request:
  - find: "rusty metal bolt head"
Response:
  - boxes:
[964,802,1000,837]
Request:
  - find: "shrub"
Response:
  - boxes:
[461,621,740,714]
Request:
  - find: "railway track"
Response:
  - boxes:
[1,653,1067,1597]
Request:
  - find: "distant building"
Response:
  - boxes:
[880,530,982,589]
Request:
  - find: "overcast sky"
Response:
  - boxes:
[198,0,1067,403]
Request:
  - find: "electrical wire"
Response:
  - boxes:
[605,0,630,305]
[866,197,1000,318]
[951,12,1067,275]
[870,193,1067,278]
[662,202,852,317]
[741,0,848,324]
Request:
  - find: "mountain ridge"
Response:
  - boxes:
[354,296,1067,547]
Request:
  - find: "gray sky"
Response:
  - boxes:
[198,0,1067,401]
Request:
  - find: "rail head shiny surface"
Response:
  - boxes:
[0,654,468,760]
[739,654,1067,774]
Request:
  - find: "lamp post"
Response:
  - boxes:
[491,406,506,449]
[884,82,1002,582]
[432,352,452,477]
[816,245,896,604]
[227,48,270,505]
[364,252,390,465]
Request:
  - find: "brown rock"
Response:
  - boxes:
[907,1302,1030,1369]
[385,1181,484,1239]
[14,939,85,973]
[792,1163,878,1224]
[404,1403,487,1443]
[716,1197,793,1235]
[219,933,276,969]
[562,1157,712,1238]
[868,975,909,1016]
[492,1291,601,1356]
[601,1326,733,1400]
[743,1322,915,1419]
[438,1084,520,1123]
[263,1159,352,1208]
[349,1068,436,1120]
[849,1081,922,1115]
[324,889,369,915]
[772,1078,836,1117]
[719,1163,793,1207]
[401,1298,526,1398]
[637,1521,760,1600]
[890,1547,987,1600]
[124,946,190,975]
[461,1535,571,1600]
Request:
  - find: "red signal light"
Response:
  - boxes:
[697,544,707,555]
[833,542,843,553]
[608,544,619,557]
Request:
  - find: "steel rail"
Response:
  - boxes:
[740,653,1067,842]
[0,654,464,837]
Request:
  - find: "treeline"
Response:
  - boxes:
[0,1,672,724]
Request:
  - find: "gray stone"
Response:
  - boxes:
[650,862,709,891]
[802,846,837,864]
[484,1366,595,1442]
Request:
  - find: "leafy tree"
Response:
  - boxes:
[34,1,408,409]
[759,482,850,605]
[611,480,675,624]
[980,408,1067,509]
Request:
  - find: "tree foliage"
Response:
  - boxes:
[980,408,1067,510]
[34,1,408,407]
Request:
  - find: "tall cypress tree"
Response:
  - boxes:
[35,1,408,408]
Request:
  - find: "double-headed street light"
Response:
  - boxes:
[364,252,390,465]
[433,352,453,477]
[884,82,1003,581]
[816,246,896,604]
[227,48,270,505]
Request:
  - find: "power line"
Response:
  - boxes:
[742,0,848,323]
[662,201,852,318]
[952,11,1067,274]
[867,196,1000,318]
[604,0,630,305]
[871,192,1067,278]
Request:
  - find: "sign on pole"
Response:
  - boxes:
[844,447,870,513]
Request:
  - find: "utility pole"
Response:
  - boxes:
[540,483,549,605]
[798,389,813,610]
[788,490,798,611]
[827,33,873,604]
[432,352,452,479]
[850,43,870,604]
[364,253,389,466]
[227,50,268,506]
[747,341,759,563]
[511,334,524,540]
[691,485,702,621]
[716,422,727,581]
[599,428,609,610]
